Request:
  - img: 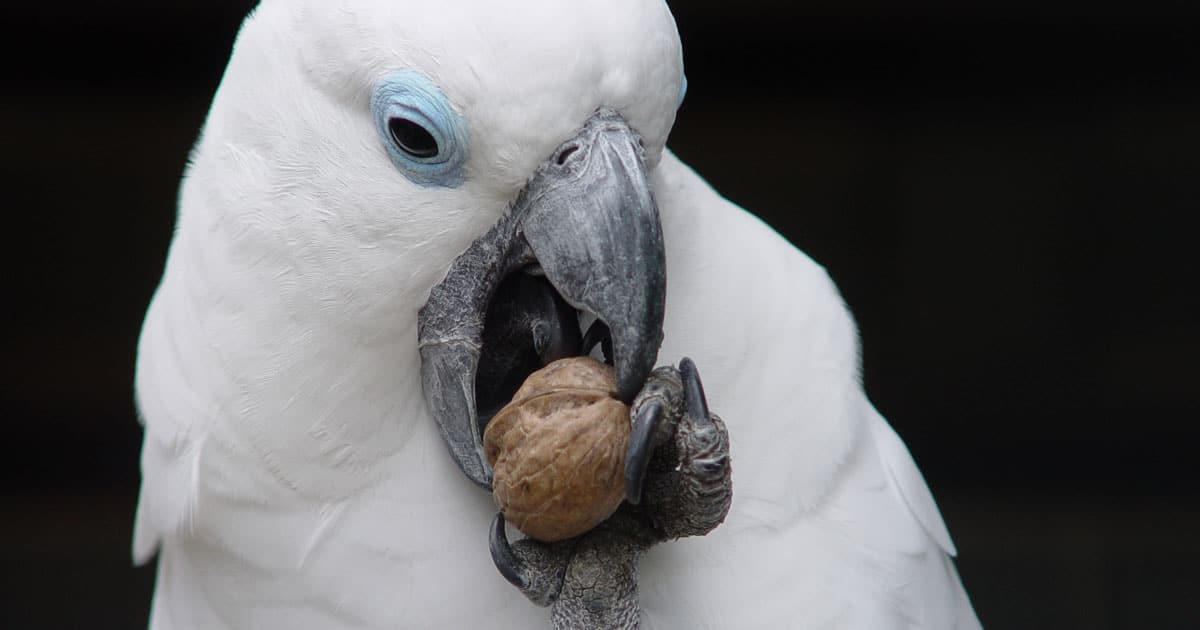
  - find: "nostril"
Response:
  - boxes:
[555,143,580,166]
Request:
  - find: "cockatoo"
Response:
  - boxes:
[133,0,981,628]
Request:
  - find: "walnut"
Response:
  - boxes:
[484,356,630,542]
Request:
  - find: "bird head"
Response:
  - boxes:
[181,0,687,489]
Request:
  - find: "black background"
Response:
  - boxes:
[3,1,1198,627]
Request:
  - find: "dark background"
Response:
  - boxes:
[3,1,1197,627]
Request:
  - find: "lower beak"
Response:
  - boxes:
[418,109,666,488]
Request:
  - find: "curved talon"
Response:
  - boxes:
[679,357,710,425]
[624,399,664,504]
[581,319,614,365]
[489,513,529,589]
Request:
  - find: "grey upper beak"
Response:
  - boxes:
[418,109,666,489]
[517,111,666,402]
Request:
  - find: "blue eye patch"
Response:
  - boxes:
[371,70,469,187]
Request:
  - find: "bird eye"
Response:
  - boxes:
[372,70,468,187]
[389,117,440,159]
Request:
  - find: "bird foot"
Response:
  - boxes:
[625,357,733,540]
[491,515,643,629]
[489,358,733,629]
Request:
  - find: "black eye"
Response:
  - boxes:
[388,117,440,159]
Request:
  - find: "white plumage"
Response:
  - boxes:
[134,0,981,627]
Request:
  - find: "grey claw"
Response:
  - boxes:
[679,357,710,426]
[624,400,664,505]
[489,513,528,589]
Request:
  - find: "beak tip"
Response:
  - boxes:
[614,341,662,404]
[617,383,641,405]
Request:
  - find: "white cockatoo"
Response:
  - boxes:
[133,0,981,628]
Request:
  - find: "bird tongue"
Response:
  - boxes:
[474,272,583,428]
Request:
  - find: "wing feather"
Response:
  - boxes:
[870,406,958,556]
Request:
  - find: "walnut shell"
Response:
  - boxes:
[484,356,630,542]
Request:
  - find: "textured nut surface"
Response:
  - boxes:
[484,357,630,542]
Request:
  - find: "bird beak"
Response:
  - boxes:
[418,109,666,489]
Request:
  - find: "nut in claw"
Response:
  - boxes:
[484,357,630,542]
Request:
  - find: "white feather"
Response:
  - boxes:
[135,1,979,627]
